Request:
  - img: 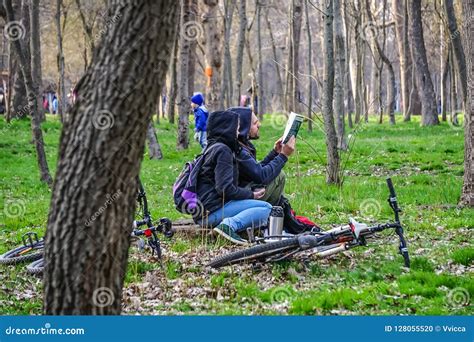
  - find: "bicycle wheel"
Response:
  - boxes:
[0,241,44,265]
[26,258,44,275]
[208,238,300,268]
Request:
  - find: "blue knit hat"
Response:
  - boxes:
[191,93,204,106]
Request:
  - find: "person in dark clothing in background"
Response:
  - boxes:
[228,107,296,205]
[196,110,272,245]
[191,92,209,149]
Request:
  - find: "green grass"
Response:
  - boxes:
[0,113,473,315]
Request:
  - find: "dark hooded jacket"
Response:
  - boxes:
[196,110,253,215]
[227,107,288,187]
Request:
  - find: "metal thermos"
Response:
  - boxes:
[268,206,284,238]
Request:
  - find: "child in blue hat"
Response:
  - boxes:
[191,92,209,149]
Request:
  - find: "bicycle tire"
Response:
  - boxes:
[0,242,44,265]
[26,258,44,275]
[208,238,300,268]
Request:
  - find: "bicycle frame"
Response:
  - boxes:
[132,178,174,259]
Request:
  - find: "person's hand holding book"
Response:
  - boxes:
[253,188,266,199]
[281,136,296,157]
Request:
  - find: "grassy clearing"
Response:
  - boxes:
[0,114,472,315]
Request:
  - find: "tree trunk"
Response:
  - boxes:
[333,0,347,149]
[4,0,52,186]
[410,0,439,126]
[234,0,247,106]
[444,0,467,104]
[441,42,450,122]
[322,0,340,185]
[256,1,264,118]
[393,0,411,121]
[147,121,163,160]
[166,21,179,124]
[203,0,222,112]
[366,0,395,124]
[177,0,191,150]
[265,8,284,111]
[221,0,235,109]
[56,0,67,120]
[11,0,28,118]
[285,0,303,113]
[30,0,44,122]
[187,0,198,98]
[460,0,473,206]
[304,0,312,132]
[43,0,178,314]
[449,47,459,125]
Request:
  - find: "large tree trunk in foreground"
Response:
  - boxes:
[410,0,439,126]
[460,0,473,206]
[44,0,178,315]
[322,0,340,185]
[5,0,53,185]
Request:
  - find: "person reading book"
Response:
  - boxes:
[228,107,296,205]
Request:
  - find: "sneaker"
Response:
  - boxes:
[213,224,249,246]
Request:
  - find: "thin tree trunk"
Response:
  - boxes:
[166,23,179,124]
[460,0,473,206]
[285,0,303,113]
[5,0,52,185]
[449,47,459,125]
[256,1,264,118]
[333,0,347,148]
[264,8,284,110]
[234,0,247,106]
[203,0,222,112]
[441,43,450,122]
[366,0,395,125]
[43,0,178,314]
[177,0,191,150]
[56,0,67,120]
[304,0,312,132]
[187,0,198,98]
[322,0,340,185]
[147,121,163,160]
[30,0,44,122]
[444,0,467,103]
[221,0,235,109]
[410,0,439,125]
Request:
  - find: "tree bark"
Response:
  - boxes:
[147,121,163,160]
[187,0,198,98]
[333,0,347,148]
[285,0,303,113]
[43,0,178,314]
[30,0,44,122]
[203,0,222,112]
[56,0,67,120]
[166,18,179,124]
[460,0,473,206]
[234,0,247,106]
[221,0,235,109]
[366,0,395,124]
[322,0,340,185]
[256,1,264,118]
[410,0,439,125]
[444,0,467,104]
[4,0,52,186]
[176,0,191,150]
[393,0,411,121]
[304,0,312,132]
[265,8,284,111]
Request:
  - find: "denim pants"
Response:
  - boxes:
[199,131,207,149]
[205,199,272,233]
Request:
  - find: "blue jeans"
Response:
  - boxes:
[206,200,272,233]
[199,131,207,149]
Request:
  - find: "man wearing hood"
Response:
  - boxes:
[228,107,295,205]
[195,110,272,245]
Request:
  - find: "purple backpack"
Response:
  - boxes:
[172,143,223,217]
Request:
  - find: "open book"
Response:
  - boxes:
[281,112,304,144]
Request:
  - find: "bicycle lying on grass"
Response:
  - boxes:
[209,178,410,269]
[0,178,174,274]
